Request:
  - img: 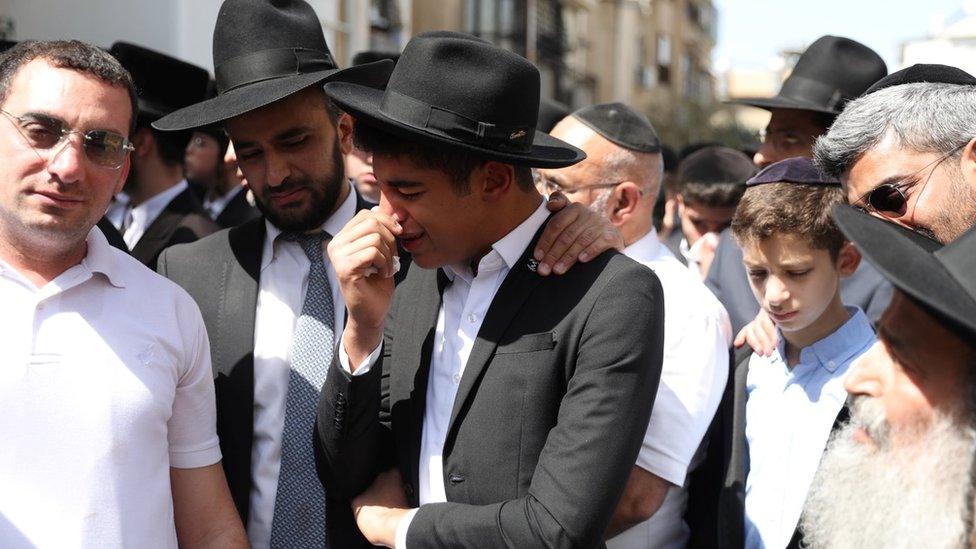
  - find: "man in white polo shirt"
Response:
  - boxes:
[539,103,731,547]
[0,40,246,547]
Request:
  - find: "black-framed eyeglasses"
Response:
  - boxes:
[0,108,134,169]
[852,143,967,218]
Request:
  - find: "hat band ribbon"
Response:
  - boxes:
[215,48,337,93]
[780,75,847,112]
[379,90,534,153]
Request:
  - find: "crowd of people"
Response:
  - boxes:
[1,0,975,548]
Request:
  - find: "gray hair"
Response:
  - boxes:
[814,83,976,178]
[600,146,664,197]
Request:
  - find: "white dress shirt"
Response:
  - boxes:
[122,179,189,249]
[104,191,130,229]
[204,185,245,220]
[340,199,551,549]
[743,308,875,549]
[247,182,356,548]
[607,229,731,549]
[0,228,220,548]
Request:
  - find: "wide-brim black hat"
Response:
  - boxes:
[110,42,211,121]
[832,206,976,339]
[324,31,584,168]
[728,35,887,115]
[154,0,393,131]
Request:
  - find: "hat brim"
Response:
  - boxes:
[324,81,585,168]
[831,205,976,337]
[725,95,840,115]
[153,60,394,131]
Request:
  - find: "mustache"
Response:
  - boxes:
[262,177,311,198]
[847,396,891,446]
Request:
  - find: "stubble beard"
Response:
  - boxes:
[801,396,976,549]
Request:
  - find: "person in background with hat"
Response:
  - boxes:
[800,207,976,548]
[0,39,246,547]
[539,102,731,548]
[708,36,892,340]
[691,157,875,549]
[345,51,401,203]
[665,146,755,279]
[153,3,622,548]
[109,42,220,270]
[316,32,665,548]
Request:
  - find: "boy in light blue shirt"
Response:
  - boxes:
[719,157,877,549]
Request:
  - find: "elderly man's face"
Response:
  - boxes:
[845,290,973,444]
[225,87,352,232]
[537,117,621,214]
[0,59,131,249]
[843,136,976,244]
[801,289,976,548]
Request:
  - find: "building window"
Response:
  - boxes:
[657,34,671,84]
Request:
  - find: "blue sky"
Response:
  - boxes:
[714,0,970,72]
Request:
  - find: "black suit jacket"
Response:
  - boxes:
[215,189,261,228]
[686,346,850,549]
[157,192,378,548]
[97,216,128,253]
[316,217,666,548]
[131,187,221,270]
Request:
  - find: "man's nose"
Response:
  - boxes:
[46,134,86,184]
[754,140,777,168]
[844,342,884,397]
[377,190,404,223]
[764,276,789,306]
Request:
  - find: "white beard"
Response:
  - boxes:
[801,397,976,549]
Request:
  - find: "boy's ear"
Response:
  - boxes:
[836,241,861,277]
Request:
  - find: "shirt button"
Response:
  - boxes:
[453,373,461,384]
[467,313,477,323]
[827,360,836,368]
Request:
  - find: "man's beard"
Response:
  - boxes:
[929,170,976,244]
[253,139,345,232]
[801,396,976,549]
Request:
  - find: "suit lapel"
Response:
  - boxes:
[131,190,193,264]
[392,267,447,490]
[218,218,265,379]
[444,218,549,443]
[718,348,752,548]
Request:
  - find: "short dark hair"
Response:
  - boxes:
[0,40,138,135]
[732,182,847,259]
[680,181,747,208]
[136,115,191,167]
[353,119,534,194]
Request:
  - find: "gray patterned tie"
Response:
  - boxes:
[271,231,334,548]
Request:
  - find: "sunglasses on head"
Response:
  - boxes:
[1,109,134,169]
[853,142,967,218]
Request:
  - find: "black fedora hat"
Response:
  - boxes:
[832,206,976,339]
[324,31,585,168]
[153,0,393,131]
[110,42,210,121]
[0,40,16,53]
[728,35,887,114]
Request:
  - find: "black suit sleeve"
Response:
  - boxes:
[315,297,398,499]
[405,264,665,549]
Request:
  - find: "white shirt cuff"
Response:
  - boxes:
[338,340,382,376]
[394,508,419,549]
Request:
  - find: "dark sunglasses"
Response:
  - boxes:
[853,143,967,218]
[1,109,134,169]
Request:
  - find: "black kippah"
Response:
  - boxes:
[863,63,976,96]
[678,146,756,186]
[572,102,661,153]
[746,157,839,187]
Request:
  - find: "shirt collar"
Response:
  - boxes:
[776,306,875,373]
[262,180,358,270]
[130,179,188,227]
[623,228,667,264]
[203,184,243,212]
[80,226,127,288]
[443,198,550,283]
